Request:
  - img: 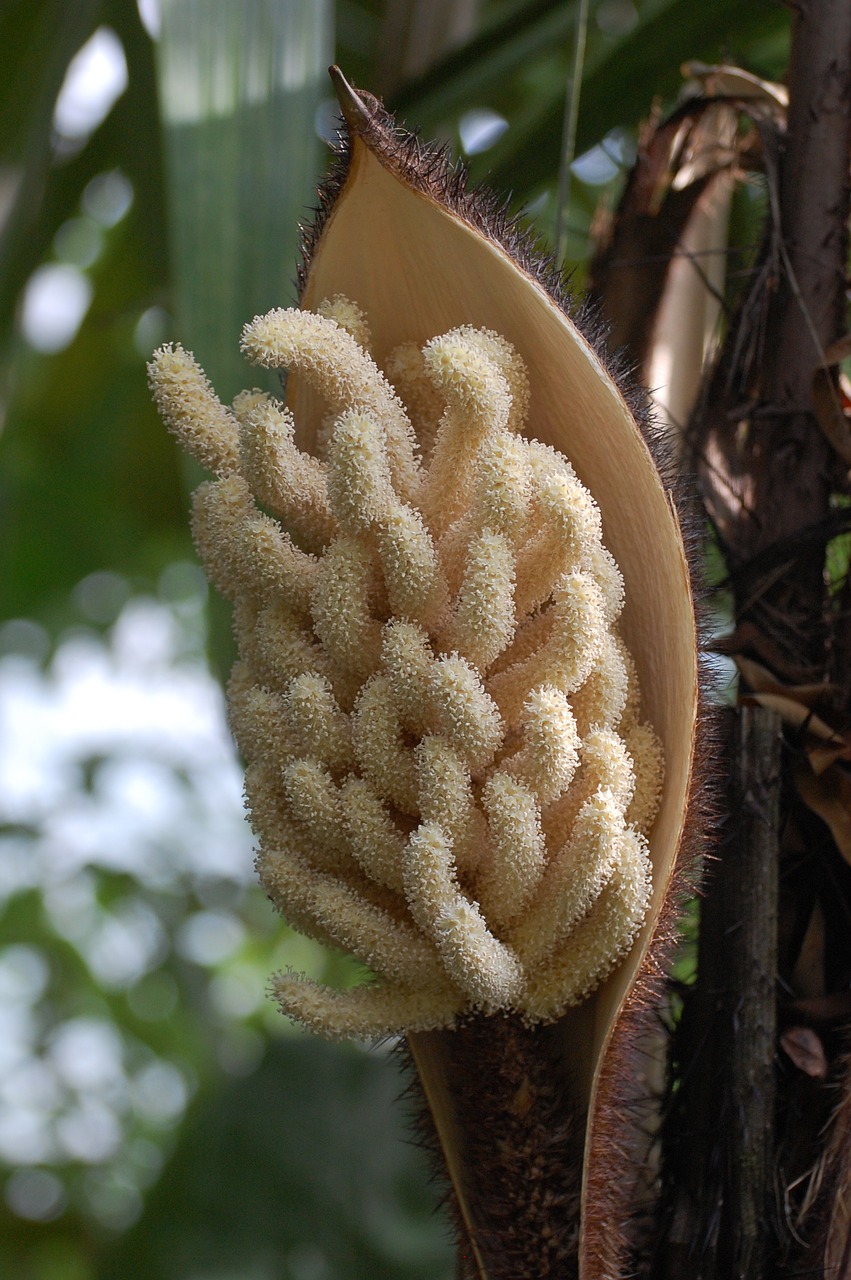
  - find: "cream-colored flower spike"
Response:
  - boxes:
[148,300,665,1040]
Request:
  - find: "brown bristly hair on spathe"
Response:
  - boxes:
[298,70,719,1280]
[301,72,709,650]
[576,451,720,1273]
[397,1015,585,1279]
[390,1036,481,1271]
[302,72,674,496]
[573,433,720,1269]
[456,1014,584,1279]
[581,676,721,1276]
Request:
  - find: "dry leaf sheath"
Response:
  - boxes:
[148,70,701,1280]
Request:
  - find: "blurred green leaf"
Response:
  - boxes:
[0,0,173,625]
[0,1,100,348]
[392,0,790,205]
[155,0,333,399]
[0,2,165,355]
[100,1038,454,1280]
[0,223,185,623]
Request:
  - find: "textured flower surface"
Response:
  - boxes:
[149,296,665,1040]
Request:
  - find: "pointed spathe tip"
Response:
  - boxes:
[329,65,373,136]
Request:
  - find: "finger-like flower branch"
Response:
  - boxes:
[235,392,337,553]
[148,298,665,1038]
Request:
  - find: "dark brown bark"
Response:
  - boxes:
[656,708,781,1280]
[718,708,781,1280]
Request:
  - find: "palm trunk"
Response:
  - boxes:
[660,4,851,1276]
